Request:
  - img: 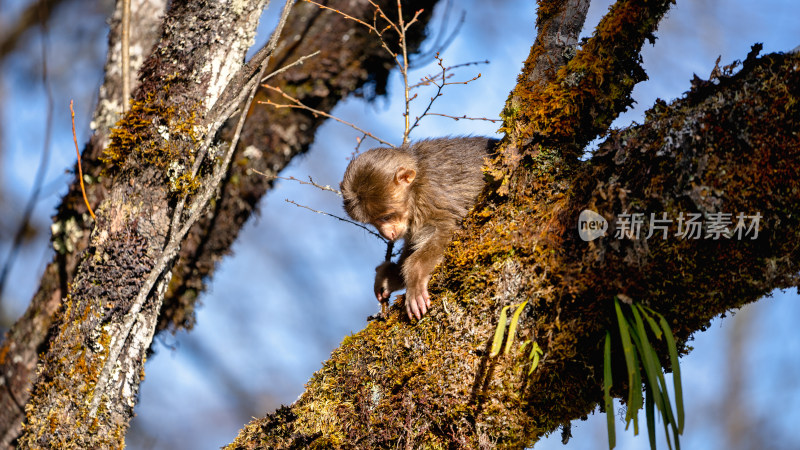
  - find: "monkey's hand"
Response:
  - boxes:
[404,276,431,321]
[374,261,404,302]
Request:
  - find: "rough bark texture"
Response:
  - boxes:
[17,0,267,447]
[0,0,167,446]
[228,2,800,448]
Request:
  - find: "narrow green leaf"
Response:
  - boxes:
[519,340,530,354]
[615,298,642,433]
[504,301,528,355]
[637,304,662,340]
[528,342,543,374]
[614,298,637,410]
[490,305,511,357]
[604,332,616,450]
[659,315,684,433]
[625,326,642,435]
[636,309,681,450]
[647,334,678,450]
[645,381,656,450]
[631,307,665,413]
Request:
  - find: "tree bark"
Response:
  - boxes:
[17,0,269,446]
[228,2,800,448]
[0,0,167,446]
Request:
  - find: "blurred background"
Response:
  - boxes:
[0,0,798,448]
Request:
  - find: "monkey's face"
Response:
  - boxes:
[371,208,410,241]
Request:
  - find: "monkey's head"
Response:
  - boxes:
[340,147,418,241]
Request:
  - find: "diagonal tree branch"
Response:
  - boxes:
[228,45,800,450]
[501,0,673,157]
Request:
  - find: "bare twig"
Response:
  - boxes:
[260,84,395,147]
[409,60,489,89]
[285,199,387,242]
[409,0,465,67]
[407,54,491,135]
[252,169,341,195]
[0,18,55,301]
[261,50,320,82]
[426,113,500,123]
[351,133,369,158]
[121,0,131,112]
[302,0,423,145]
[71,101,96,221]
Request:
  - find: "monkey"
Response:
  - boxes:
[340,137,497,320]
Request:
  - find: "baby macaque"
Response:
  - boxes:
[340,137,497,320]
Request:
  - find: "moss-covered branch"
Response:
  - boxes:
[503,0,674,155]
[229,49,799,448]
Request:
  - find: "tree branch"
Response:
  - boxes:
[228,48,800,449]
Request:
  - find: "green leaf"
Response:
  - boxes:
[637,304,663,340]
[604,332,616,450]
[614,298,637,407]
[631,307,667,420]
[519,340,530,354]
[659,315,684,433]
[529,342,541,374]
[504,301,528,355]
[645,381,656,450]
[490,305,511,357]
[615,298,641,433]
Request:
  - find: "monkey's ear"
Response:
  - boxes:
[394,167,416,186]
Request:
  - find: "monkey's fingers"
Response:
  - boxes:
[407,293,429,320]
[406,297,421,320]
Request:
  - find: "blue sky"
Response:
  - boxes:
[1,0,799,448]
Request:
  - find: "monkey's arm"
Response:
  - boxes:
[374,260,404,302]
[401,227,454,320]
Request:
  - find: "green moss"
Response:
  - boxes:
[100,85,202,196]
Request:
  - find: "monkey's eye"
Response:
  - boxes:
[377,214,394,223]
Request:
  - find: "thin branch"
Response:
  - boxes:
[409,60,489,89]
[260,84,395,147]
[304,0,373,29]
[425,113,500,123]
[121,0,131,112]
[409,0,465,67]
[285,199,387,242]
[71,101,96,221]
[302,0,423,145]
[0,15,55,302]
[408,54,488,135]
[262,50,320,82]
[251,169,341,195]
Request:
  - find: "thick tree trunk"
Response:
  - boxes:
[228,1,800,448]
[17,0,269,446]
[0,0,167,446]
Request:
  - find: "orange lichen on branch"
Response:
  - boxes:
[502,0,674,155]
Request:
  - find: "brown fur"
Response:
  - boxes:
[341,137,497,319]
